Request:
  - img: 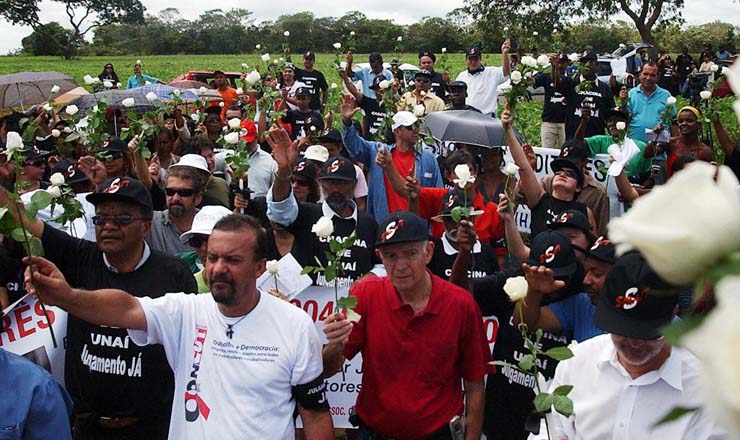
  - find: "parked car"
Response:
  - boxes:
[171,71,243,88]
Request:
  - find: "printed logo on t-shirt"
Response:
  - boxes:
[185,325,211,422]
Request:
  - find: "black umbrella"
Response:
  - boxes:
[68,89,164,114]
[0,71,78,110]
[424,110,524,148]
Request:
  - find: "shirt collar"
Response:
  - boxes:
[321,199,358,222]
[442,233,481,255]
[600,340,682,391]
[467,66,485,75]
[103,242,151,273]
[389,270,442,315]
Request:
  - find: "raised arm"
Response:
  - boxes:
[511,263,565,333]
[340,70,363,102]
[501,109,545,206]
[501,40,511,78]
[497,194,529,261]
[24,256,146,330]
[614,169,640,203]
[266,126,299,203]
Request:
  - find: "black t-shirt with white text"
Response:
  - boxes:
[428,235,498,281]
[282,110,325,141]
[564,78,615,138]
[534,73,570,123]
[359,96,387,140]
[295,68,329,111]
[529,193,588,241]
[430,71,448,102]
[41,225,197,420]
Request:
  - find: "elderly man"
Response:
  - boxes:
[339,94,443,220]
[24,214,335,439]
[0,177,197,439]
[322,210,490,440]
[455,42,511,117]
[549,252,727,439]
[397,69,446,115]
[621,61,675,143]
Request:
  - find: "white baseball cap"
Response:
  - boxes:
[303,145,329,163]
[180,205,233,244]
[391,111,418,131]
[170,154,210,174]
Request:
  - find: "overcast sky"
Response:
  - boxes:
[1,0,739,53]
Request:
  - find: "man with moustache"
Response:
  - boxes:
[548,252,726,439]
[22,214,335,439]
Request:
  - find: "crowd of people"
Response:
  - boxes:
[0,40,738,440]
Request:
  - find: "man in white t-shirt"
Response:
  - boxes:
[455,41,511,117]
[25,214,334,440]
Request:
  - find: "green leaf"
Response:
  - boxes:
[450,206,462,223]
[533,392,553,413]
[661,316,706,347]
[345,308,362,322]
[545,346,574,361]
[654,406,698,427]
[301,266,314,275]
[31,190,53,210]
[518,354,534,371]
[553,395,573,417]
[337,295,358,309]
[25,203,38,220]
[29,236,44,257]
[535,328,543,343]
[553,385,573,396]
[11,227,28,242]
[324,264,336,282]
[329,239,341,254]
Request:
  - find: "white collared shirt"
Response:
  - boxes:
[548,334,727,440]
[103,242,151,273]
[455,66,508,115]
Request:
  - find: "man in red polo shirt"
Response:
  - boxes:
[323,211,490,440]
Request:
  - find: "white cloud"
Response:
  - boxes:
[1,0,738,53]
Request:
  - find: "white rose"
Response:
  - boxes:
[537,55,550,67]
[615,121,626,131]
[145,92,158,102]
[121,97,135,108]
[191,113,199,121]
[309,125,316,132]
[50,84,60,94]
[4,131,23,156]
[504,162,519,176]
[504,276,528,302]
[711,64,719,72]
[311,216,334,238]
[65,104,78,115]
[43,103,52,112]
[700,90,712,100]
[136,59,142,65]
[198,86,208,95]
[144,80,151,85]
[441,47,447,53]
[83,74,95,85]
[46,186,62,198]
[228,118,241,129]
[330,82,338,89]
[521,56,538,68]
[173,89,181,97]
[608,162,740,285]
[553,28,558,33]
[619,43,626,49]
[721,66,730,77]
[510,70,523,85]
[350,31,355,36]
[49,172,65,186]
[333,42,342,49]
[92,105,98,113]
[116,82,122,88]
[396,36,403,42]
[76,116,89,129]
[503,26,509,32]
[63,127,72,134]
[266,259,280,275]
[245,70,261,85]
[452,164,475,189]
[255,44,261,50]
[525,71,533,79]
[568,53,579,62]
[283,31,290,37]
[51,129,61,138]
[223,132,240,144]
[261,53,270,62]
[413,104,426,117]
[666,96,677,105]
[273,59,279,65]
[379,80,390,90]
[684,275,740,437]
[241,63,249,69]
[219,102,225,107]
[532,31,539,36]
[103,80,113,89]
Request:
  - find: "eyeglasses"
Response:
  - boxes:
[291,177,311,187]
[92,214,149,226]
[188,234,209,248]
[24,160,46,167]
[555,169,578,179]
[165,187,198,197]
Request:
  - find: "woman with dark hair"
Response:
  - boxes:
[98,63,120,86]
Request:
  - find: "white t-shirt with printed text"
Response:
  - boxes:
[129,291,324,439]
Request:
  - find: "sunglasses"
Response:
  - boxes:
[92,214,149,226]
[165,188,198,197]
[555,169,578,179]
[188,234,209,248]
[105,152,124,161]
[291,177,311,187]
[25,160,46,167]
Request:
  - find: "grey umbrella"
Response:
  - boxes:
[0,71,78,110]
[423,110,524,148]
[67,89,164,114]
